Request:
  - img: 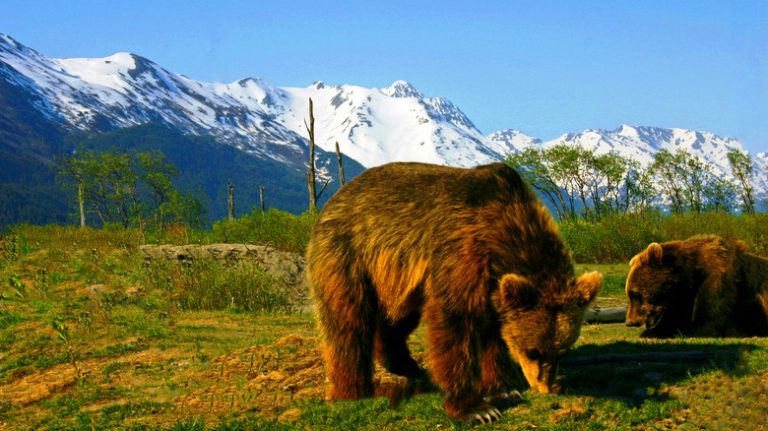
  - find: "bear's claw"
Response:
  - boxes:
[467,407,502,423]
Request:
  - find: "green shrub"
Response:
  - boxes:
[559,212,663,263]
[208,208,316,254]
[560,211,768,263]
[659,212,768,256]
[144,259,295,313]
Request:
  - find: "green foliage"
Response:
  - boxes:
[507,145,764,219]
[143,259,295,313]
[560,212,663,263]
[727,149,756,214]
[507,145,655,220]
[561,211,768,262]
[58,148,204,229]
[209,208,317,254]
[77,124,364,222]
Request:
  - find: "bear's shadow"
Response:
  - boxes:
[557,340,758,406]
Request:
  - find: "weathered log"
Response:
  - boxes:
[584,307,627,323]
[563,351,712,366]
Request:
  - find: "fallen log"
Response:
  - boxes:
[563,351,712,366]
[584,307,626,323]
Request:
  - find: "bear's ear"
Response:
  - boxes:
[574,271,602,304]
[629,242,664,267]
[499,273,539,309]
[646,242,664,265]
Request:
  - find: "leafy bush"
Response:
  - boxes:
[208,208,316,254]
[658,212,768,256]
[559,212,663,263]
[560,211,768,263]
[144,259,295,313]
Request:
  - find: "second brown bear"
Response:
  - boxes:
[626,235,768,337]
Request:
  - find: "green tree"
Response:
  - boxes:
[137,151,178,227]
[623,160,655,213]
[591,152,629,216]
[651,149,687,213]
[727,149,755,214]
[703,176,737,212]
[59,149,204,229]
[59,151,138,227]
[680,152,711,214]
[506,147,570,219]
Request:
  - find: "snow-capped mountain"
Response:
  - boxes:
[0,33,313,167]
[0,33,518,170]
[1,32,765,198]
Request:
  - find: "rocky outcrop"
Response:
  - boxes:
[139,243,306,290]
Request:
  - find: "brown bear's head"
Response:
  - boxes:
[495,271,601,393]
[625,242,701,338]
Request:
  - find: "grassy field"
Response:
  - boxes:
[1,226,767,430]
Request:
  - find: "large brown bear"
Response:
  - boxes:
[307,162,601,422]
[625,235,768,338]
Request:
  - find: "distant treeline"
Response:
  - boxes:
[506,145,763,219]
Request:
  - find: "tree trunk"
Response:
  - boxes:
[259,185,265,213]
[306,98,318,213]
[227,182,234,220]
[335,141,345,186]
[78,183,85,228]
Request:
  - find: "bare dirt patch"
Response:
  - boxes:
[0,348,185,406]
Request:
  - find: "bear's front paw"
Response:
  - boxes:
[464,406,502,423]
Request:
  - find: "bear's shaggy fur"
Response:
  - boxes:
[307,162,601,421]
[625,235,768,338]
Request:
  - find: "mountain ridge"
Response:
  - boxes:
[1,32,765,226]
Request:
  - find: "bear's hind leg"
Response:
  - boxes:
[316,274,376,400]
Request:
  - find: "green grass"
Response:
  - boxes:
[1,226,767,430]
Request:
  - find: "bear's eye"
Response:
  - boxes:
[628,291,643,301]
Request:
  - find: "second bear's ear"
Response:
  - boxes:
[574,271,602,304]
[500,273,539,309]
[646,242,663,265]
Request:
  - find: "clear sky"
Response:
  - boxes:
[1,0,766,152]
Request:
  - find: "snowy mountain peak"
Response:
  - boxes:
[0,33,22,51]
[1,33,763,198]
[487,129,542,149]
[236,77,266,87]
[381,80,423,98]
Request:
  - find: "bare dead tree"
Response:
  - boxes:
[227,182,234,220]
[259,185,265,213]
[335,141,346,186]
[305,98,329,212]
[78,183,85,228]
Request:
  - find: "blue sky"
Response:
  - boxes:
[1,0,766,151]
